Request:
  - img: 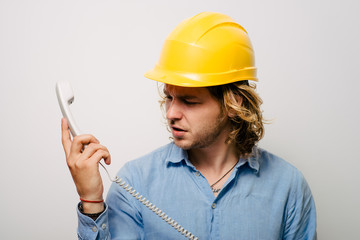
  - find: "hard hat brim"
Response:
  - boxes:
[144,66,258,87]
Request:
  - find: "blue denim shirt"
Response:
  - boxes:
[77,143,316,240]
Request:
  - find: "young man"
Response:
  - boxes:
[61,12,317,239]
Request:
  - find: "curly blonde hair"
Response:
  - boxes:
[158,81,265,157]
[208,81,264,157]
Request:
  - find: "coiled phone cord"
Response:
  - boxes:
[99,162,199,240]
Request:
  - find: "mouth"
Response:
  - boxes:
[170,125,187,138]
[171,126,185,132]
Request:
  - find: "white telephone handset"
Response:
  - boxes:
[56,81,82,136]
[56,81,198,240]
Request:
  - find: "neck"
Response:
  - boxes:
[187,125,240,197]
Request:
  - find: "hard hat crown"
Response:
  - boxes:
[145,12,257,87]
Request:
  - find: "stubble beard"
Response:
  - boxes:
[172,115,229,150]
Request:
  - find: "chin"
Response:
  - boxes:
[173,139,192,150]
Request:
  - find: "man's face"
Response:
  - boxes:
[164,84,230,150]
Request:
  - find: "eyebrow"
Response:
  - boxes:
[163,89,199,100]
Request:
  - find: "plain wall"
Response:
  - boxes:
[0,0,359,239]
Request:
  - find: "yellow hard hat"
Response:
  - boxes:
[144,12,257,87]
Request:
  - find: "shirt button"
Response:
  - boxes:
[92,226,97,232]
[195,171,200,176]
[101,223,107,230]
[211,203,217,209]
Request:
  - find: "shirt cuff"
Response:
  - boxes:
[77,202,110,240]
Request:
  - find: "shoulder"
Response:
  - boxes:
[254,148,311,196]
[255,147,303,178]
[116,142,180,180]
[109,142,185,204]
[125,142,178,167]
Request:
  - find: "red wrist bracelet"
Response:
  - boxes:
[80,198,104,203]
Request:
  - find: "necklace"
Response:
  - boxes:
[210,161,238,193]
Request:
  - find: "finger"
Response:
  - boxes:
[80,143,109,161]
[104,154,111,165]
[71,134,100,154]
[61,118,72,156]
[88,149,111,166]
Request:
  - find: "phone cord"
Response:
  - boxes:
[99,162,199,240]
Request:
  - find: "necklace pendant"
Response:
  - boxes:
[211,187,221,193]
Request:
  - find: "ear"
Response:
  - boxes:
[227,95,243,118]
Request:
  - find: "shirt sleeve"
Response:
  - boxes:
[77,203,110,240]
[105,164,145,240]
[76,163,145,240]
[283,170,317,240]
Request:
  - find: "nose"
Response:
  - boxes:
[166,100,183,121]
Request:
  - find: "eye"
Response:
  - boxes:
[183,99,198,105]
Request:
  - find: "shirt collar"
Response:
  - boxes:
[246,146,261,173]
[165,143,188,165]
[247,156,260,173]
[166,143,261,174]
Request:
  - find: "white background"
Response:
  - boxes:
[1,0,359,239]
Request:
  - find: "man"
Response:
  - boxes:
[61,12,316,239]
